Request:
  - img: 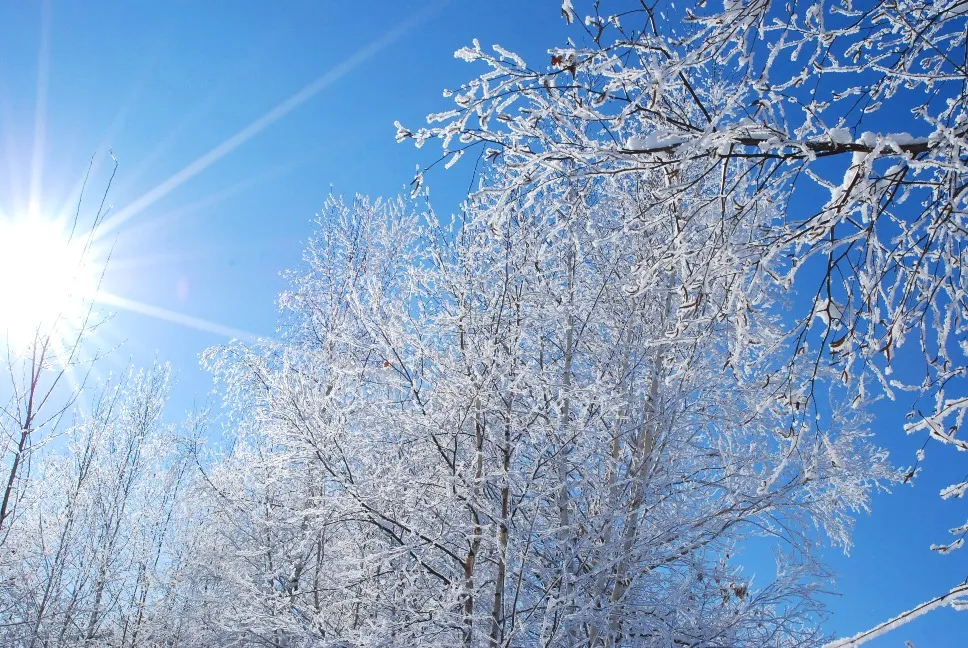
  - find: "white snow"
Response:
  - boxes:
[814,298,844,326]
[941,480,968,499]
[857,131,878,147]
[930,538,964,554]
[625,132,688,150]
[829,128,853,144]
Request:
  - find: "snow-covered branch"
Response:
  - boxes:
[824,582,968,647]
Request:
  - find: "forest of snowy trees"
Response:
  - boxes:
[2,1,967,646]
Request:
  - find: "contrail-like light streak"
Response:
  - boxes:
[99,0,447,237]
[97,291,263,343]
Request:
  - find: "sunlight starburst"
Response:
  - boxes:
[0,213,101,347]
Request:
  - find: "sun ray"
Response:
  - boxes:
[108,157,308,264]
[97,0,447,238]
[28,0,52,220]
[112,78,225,200]
[111,26,284,200]
[0,77,27,210]
[96,292,262,343]
[55,63,156,229]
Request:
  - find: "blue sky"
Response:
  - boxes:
[0,1,964,644]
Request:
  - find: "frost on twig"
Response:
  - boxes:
[823,583,968,647]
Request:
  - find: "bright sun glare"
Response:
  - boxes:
[0,215,99,345]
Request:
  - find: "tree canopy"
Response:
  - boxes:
[400,0,968,552]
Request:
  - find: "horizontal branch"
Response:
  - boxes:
[823,582,968,648]
[622,132,937,159]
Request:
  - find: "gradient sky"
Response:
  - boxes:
[0,2,964,644]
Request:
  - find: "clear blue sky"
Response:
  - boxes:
[0,1,964,644]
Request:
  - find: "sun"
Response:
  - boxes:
[0,214,101,346]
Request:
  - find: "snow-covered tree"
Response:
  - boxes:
[0,365,206,647]
[0,158,116,547]
[399,0,968,565]
[203,176,892,646]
